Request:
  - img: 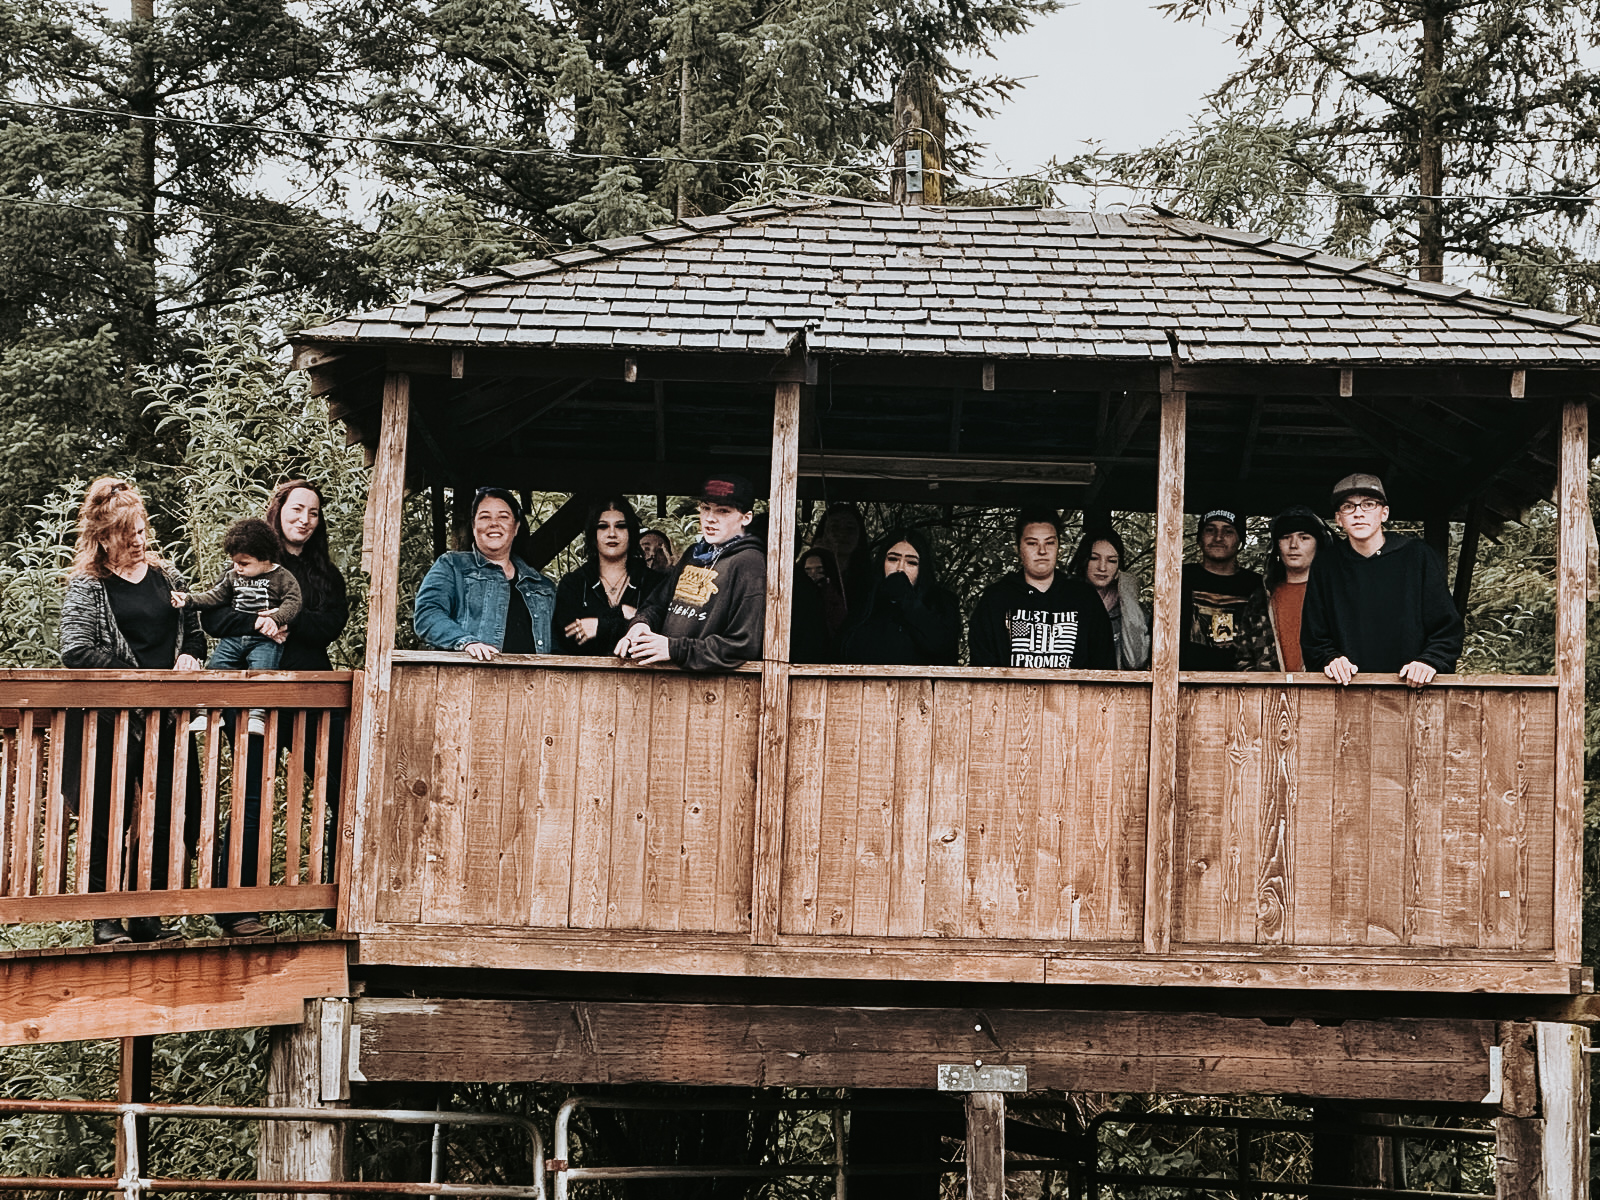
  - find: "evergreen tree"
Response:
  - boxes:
[1059,0,1600,309]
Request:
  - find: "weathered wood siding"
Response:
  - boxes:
[381,663,759,933]
[779,678,1148,941]
[1171,682,1556,950]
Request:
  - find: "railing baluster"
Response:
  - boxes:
[169,709,192,891]
[227,709,247,888]
[43,710,68,894]
[285,711,307,886]
[106,710,130,893]
[75,714,98,896]
[11,711,38,898]
[309,713,332,886]
[0,725,12,896]
[258,709,280,887]
[197,710,223,890]
[136,709,160,892]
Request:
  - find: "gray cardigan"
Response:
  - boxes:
[60,564,206,669]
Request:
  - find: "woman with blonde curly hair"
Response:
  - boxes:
[59,477,205,945]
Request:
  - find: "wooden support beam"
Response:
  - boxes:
[751,378,801,945]
[964,1093,1004,1200]
[1535,1021,1590,1200]
[1496,1114,1544,1198]
[261,999,351,1200]
[522,493,590,572]
[1144,377,1184,955]
[1453,500,1482,616]
[347,372,411,933]
[429,483,447,559]
[1084,390,1155,508]
[0,938,350,1045]
[350,999,1509,1104]
[1554,401,1587,967]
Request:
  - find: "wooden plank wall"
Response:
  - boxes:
[1172,683,1556,950]
[779,678,1148,942]
[379,664,760,933]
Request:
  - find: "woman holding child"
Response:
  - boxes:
[198,479,350,936]
[414,486,556,657]
[553,497,664,655]
[59,477,206,945]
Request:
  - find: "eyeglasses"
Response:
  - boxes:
[1336,499,1384,515]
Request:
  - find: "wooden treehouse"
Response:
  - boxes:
[4,197,1600,1197]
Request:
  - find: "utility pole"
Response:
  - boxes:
[128,0,158,370]
[890,62,945,205]
[1416,0,1445,283]
[677,56,691,218]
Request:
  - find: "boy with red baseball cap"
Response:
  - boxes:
[615,472,767,671]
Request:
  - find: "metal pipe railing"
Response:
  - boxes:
[0,1098,544,1200]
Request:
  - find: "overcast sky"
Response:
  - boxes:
[957,0,1242,204]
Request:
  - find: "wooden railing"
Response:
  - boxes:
[364,657,1571,985]
[0,670,356,925]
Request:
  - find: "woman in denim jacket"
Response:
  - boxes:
[414,487,556,658]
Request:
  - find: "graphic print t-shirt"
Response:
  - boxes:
[968,572,1115,670]
[1179,561,1262,670]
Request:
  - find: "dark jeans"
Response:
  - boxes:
[61,709,203,895]
[216,708,345,898]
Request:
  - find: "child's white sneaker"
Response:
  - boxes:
[247,713,266,737]
[187,710,208,733]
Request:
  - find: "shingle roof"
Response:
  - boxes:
[300,196,1600,366]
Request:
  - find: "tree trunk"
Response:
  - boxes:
[127,0,158,369]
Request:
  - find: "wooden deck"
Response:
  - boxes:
[349,654,1585,994]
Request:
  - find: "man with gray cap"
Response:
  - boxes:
[1300,473,1462,688]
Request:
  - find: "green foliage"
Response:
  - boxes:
[549,165,676,241]
[1079,0,1600,294]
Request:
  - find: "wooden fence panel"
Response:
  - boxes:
[1173,682,1557,951]
[779,678,1148,943]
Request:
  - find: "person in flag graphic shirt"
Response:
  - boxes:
[968,508,1115,669]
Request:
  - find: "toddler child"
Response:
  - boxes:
[172,518,303,735]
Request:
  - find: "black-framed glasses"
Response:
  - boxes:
[1336,499,1383,515]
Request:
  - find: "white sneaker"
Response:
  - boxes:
[247,713,266,737]
[187,711,208,733]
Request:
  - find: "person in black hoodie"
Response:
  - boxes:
[969,508,1115,669]
[617,472,766,671]
[841,527,961,666]
[553,497,665,655]
[1300,472,1462,688]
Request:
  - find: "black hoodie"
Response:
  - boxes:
[630,535,766,671]
[1300,533,1462,674]
[968,571,1115,669]
[841,571,962,666]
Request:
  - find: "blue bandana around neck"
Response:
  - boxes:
[690,534,750,566]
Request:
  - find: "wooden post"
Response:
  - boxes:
[751,376,801,944]
[260,999,351,1200]
[1452,500,1482,616]
[1496,1116,1545,1199]
[1535,1022,1590,1200]
[1143,375,1184,954]
[346,372,410,932]
[1554,400,1587,966]
[964,1092,1005,1200]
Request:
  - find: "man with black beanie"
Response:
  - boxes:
[1240,506,1332,671]
[1300,473,1462,688]
[1178,506,1262,670]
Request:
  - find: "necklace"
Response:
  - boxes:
[599,569,629,607]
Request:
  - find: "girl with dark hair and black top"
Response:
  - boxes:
[200,480,352,935]
[840,527,962,666]
[553,497,665,655]
[811,502,876,614]
[1065,526,1151,671]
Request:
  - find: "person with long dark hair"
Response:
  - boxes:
[199,479,352,934]
[415,487,556,658]
[553,497,665,655]
[59,477,205,944]
[811,502,875,613]
[1066,526,1150,671]
[840,528,961,666]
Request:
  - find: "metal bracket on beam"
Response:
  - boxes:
[1480,1044,1503,1106]
[937,1064,1028,1093]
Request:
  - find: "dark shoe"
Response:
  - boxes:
[127,916,182,942]
[220,915,267,937]
[93,919,132,945]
